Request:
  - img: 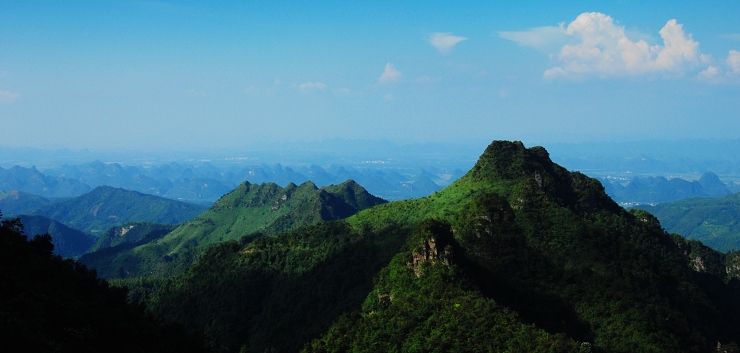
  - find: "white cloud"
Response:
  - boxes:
[514,12,704,79]
[722,33,740,41]
[0,90,20,104]
[428,33,468,54]
[727,50,740,74]
[298,81,327,93]
[379,63,402,82]
[698,66,719,80]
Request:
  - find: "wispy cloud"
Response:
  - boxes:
[728,50,740,74]
[298,81,327,93]
[428,33,467,54]
[499,26,570,52]
[0,90,20,104]
[379,63,402,83]
[722,33,740,41]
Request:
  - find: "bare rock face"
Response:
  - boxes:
[408,220,455,277]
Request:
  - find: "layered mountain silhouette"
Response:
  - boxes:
[6,141,740,352]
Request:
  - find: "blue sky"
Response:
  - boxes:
[1,1,739,150]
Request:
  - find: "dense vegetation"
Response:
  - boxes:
[77,223,179,278]
[638,192,740,252]
[147,221,408,352]
[0,212,209,353]
[27,185,207,235]
[304,219,588,353]
[137,141,740,353]
[80,179,386,278]
[86,222,178,253]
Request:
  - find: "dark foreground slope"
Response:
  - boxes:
[638,192,740,252]
[144,141,740,353]
[81,179,386,278]
[0,214,209,353]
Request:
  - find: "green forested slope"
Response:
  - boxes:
[143,141,740,353]
[0,189,51,215]
[86,222,178,253]
[83,179,386,278]
[29,185,207,234]
[638,193,740,252]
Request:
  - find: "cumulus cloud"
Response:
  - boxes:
[727,50,740,74]
[378,63,402,82]
[698,66,719,80]
[428,33,468,54]
[0,90,20,104]
[695,51,740,82]
[298,81,327,93]
[503,12,705,79]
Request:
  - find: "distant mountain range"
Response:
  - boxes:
[601,171,736,205]
[0,160,460,204]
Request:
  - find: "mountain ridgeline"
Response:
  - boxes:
[78,179,386,278]
[139,141,740,353]
[28,185,208,235]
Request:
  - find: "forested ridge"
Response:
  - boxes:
[639,193,740,252]
[137,141,740,352]
[78,179,386,279]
